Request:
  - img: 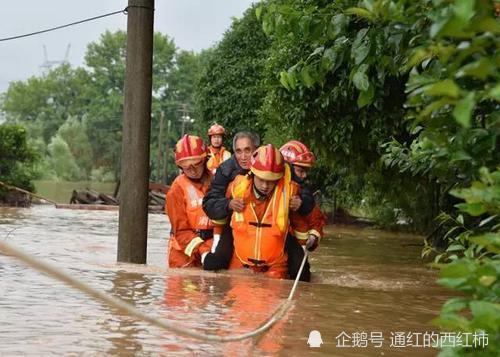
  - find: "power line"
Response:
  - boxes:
[0,8,127,42]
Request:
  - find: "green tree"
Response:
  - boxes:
[2,31,198,184]
[29,137,57,180]
[196,6,271,139]
[82,30,127,178]
[57,116,93,179]
[164,50,202,112]
[46,135,82,181]
[0,124,38,195]
[389,1,499,355]
[83,30,176,180]
[1,64,90,142]
[430,168,500,356]
[257,0,437,228]
[151,50,203,183]
[383,0,499,190]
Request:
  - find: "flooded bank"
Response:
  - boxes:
[0,206,451,356]
[33,180,117,204]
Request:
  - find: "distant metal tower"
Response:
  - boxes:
[40,44,71,74]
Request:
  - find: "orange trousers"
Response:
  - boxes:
[168,238,213,268]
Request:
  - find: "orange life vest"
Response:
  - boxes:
[206,146,231,174]
[230,165,297,267]
[168,174,213,267]
[176,174,213,231]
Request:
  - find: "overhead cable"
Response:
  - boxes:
[0,8,128,42]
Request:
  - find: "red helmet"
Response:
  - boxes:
[279,140,316,168]
[250,144,284,181]
[174,134,207,165]
[207,123,226,136]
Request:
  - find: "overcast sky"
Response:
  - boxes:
[0,0,256,93]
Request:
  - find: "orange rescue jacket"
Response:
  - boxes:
[206,146,231,174]
[166,174,213,267]
[229,165,298,268]
[290,204,327,245]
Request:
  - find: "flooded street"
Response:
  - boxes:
[0,206,451,356]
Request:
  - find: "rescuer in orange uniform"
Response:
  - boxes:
[227,144,300,279]
[280,140,327,281]
[166,134,214,268]
[280,140,326,249]
[206,123,231,175]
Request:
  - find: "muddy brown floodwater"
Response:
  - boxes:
[0,206,452,356]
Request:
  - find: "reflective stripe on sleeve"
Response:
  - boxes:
[292,229,309,240]
[211,218,227,226]
[308,229,321,239]
[184,237,204,257]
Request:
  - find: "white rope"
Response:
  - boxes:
[0,240,307,342]
[288,248,308,301]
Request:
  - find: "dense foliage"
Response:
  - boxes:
[195,1,444,230]
[405,1,498,355]
[431,168,499,356]
[153,49,204,183]
[254,0,499,355]
[0,31,197,183]
[0,124,38,196]
[195,6,271,141]
[257,0,438,228]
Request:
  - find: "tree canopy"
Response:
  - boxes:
[0,30,195,183]
[195,6,271,140]
[0,124,38,194]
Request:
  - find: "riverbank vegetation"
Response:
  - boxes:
[249,1,498,355]
[0,124,38,205]
[1,31,200,185]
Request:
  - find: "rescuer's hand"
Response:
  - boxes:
[229,198,245,212]
[194,240,212,261]
[305,234,319,252]
[289,196,302,211]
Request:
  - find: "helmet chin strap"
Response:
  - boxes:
[290,164,304,184]
[184,170,207,183]
[252,183,269,201]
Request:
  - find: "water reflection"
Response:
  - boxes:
[220,277,289,356]
[101,271,154,356]
[160,275,222,354]
[156,273,290,356]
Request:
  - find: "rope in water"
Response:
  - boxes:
[0,240,307,342]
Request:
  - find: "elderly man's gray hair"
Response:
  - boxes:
[232,131,260,151]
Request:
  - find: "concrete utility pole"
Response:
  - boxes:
[117,0,155,264]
